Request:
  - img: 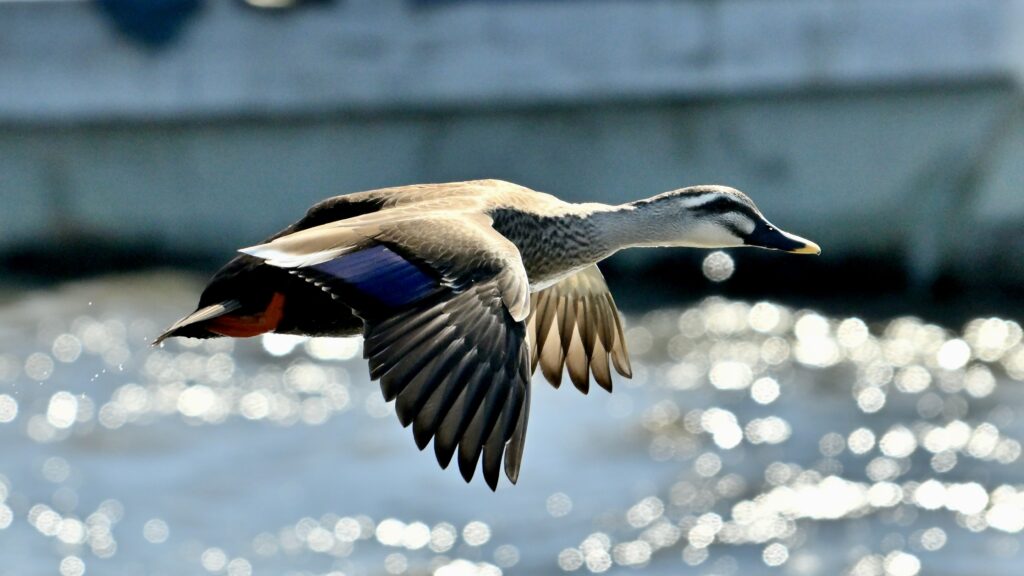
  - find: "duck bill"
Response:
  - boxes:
[746,222,821,255]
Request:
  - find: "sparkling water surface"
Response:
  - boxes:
[0,273,1022,575]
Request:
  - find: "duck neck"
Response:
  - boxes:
[491,200,697,284]
[587,200,692,252]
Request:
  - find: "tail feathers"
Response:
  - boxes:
[153,300,242,345]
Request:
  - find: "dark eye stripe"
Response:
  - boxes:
[692,197,758,221]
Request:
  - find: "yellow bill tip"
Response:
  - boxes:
[790,239,821,255]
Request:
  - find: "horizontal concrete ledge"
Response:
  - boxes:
[0,0,1016,122]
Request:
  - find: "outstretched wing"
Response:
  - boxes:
[528,265,632,393]
[362,278,531,489]
[242,214,532,489]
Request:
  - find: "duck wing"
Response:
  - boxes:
[241,213,533,490]
[528,265,632,393]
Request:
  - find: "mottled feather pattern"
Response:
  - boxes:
[489,208,612,285]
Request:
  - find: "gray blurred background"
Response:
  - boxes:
[3,2,1024,576]
[3,0,1023,317]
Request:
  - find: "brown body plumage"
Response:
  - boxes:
[156,179,819,489]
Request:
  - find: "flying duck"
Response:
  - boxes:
[155,179,819,489]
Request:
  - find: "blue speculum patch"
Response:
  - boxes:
[312,245,437,308]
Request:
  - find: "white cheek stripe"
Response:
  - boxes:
[677,194,718,209]
[722,213,756,235]
[686,221,745,248]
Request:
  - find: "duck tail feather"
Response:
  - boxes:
[152,300,242,345]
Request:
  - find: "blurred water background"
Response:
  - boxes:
[3,1,1024,575]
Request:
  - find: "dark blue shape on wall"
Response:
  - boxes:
[96,0,204,49]
[412,0,582,4]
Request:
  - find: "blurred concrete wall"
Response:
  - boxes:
[1,0,1023,286]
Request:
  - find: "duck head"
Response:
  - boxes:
[627,185,821,254]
